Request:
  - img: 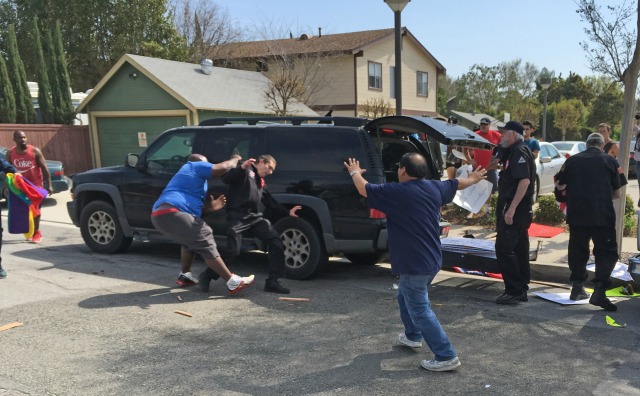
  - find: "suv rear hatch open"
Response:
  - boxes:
[365,115,494,150]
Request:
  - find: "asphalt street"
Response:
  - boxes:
[0,192,640,395]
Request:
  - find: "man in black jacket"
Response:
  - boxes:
[556,133,622,311]
[0,158,18,278]
[222,155,301,294]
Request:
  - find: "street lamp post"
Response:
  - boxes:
[384,0,410,116]
[540,74,551,141]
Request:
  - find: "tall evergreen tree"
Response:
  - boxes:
[33,17,54,124]
[53,20,75,124]
[44,27,63,123]
[0,51,17,123]
[7,24,35,124]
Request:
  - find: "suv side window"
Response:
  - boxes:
[266,128,363,173]
[145,131,195,174]
[197,129,256,163]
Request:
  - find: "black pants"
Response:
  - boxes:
[225,215,286,279]
[496,213,531,296]
[568,225,617,287]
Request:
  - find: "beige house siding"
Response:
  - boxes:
[260,55,356,116]
[356,36,438,116]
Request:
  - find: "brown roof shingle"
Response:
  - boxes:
[215,28,395,59]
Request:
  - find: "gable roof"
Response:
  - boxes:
[215,28,445,73]
[77,54,318,116]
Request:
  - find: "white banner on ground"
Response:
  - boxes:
[586,262,633,282]
[452,167,493,214]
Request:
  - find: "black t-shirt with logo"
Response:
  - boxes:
[497,140,535,211]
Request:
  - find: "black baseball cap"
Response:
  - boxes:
[480,117,491,125]
[498,121,525,135]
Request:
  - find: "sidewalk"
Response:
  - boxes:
[446,223,638,286]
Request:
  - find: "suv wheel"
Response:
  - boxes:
[80,201,133,253]
[275,217,327,280]
[344,252,387,265]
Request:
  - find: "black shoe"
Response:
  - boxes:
[589,289,617,311]
[496,293,523,305]
[264,279,290,294]
[198,268,218,293]
[514,293,528,302]
[569,282,590,301]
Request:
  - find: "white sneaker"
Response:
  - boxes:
[398,333,423,348]
[420,357,461,372]
[227,274,255,295]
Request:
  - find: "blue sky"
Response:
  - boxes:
[221,0,615,79]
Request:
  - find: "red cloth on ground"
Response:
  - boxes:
[528,223,564,238]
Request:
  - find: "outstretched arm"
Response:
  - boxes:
[212,154,241,177]
[344,158,367,197]
[456,167,487,190]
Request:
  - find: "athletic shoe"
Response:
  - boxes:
[398,333,422,348]
[421,357,461,372]
[176,272,198,287]
[0,267,6,279]
[227,274,255,295]
[31,231,42,243]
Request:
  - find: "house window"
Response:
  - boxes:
[417,71,428,97]
[368,61,382,90]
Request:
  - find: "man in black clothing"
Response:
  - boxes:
[222,155,301,294]
[0,158,18,278]
[556,133,622,311]
[490,121,535,305]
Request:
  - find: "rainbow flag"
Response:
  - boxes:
[6,173,48,238]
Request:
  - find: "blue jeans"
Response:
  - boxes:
[397,273,457,361]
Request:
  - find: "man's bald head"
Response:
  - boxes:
[188,154,207,162]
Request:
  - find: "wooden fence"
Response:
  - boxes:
[0,124,92,176]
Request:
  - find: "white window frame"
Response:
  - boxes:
[368,61,382,90]
[417,71,428,97]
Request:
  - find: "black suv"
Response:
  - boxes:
[67,116,492,279]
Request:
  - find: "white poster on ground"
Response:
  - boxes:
[452,167,493,214]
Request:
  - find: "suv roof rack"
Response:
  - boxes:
[198,116,368,127]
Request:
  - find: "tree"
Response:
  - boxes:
[510,99,542,125]
[587,81,624,129]
[53,20,75,124]
[578,0,640,250]
[6,24,35,124]
[552,99,585,141]
[0,51,17,123]
[455,64,501,114]
[170,0,243,63]
[359,97,393,119]
[33,17,53,123]
[43,27,63,123]
[264,62,306,116]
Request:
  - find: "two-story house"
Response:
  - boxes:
[215,27,445,117]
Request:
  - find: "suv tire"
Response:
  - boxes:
[80,201,133,253]
[345,252,387,265]
[275,217,327,280]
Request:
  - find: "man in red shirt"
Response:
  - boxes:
[7,130,53,243]
[466,117,501,216]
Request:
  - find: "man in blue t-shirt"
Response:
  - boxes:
[522,121,540,160]
[344,153,486,372]
[151,153,255,295]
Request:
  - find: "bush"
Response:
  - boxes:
[623,194,637,237]
[534,195,565,225]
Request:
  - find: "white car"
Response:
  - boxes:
[534,142,566,201]
[551,141,586,159]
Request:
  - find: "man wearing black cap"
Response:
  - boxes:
[555,132,622,311]
[491,121,535,304]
